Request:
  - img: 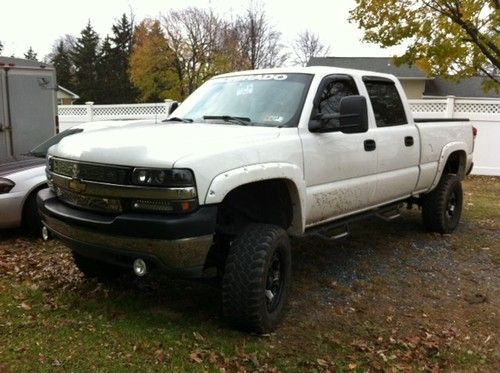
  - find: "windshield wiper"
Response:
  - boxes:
[203,115,251,126]
[162,117,193,123]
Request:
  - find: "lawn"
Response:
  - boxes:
[0,176,499,372]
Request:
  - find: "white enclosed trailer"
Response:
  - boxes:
[0,56,58,162]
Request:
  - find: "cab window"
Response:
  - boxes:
[363,77,407,127]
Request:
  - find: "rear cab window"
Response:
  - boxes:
[363,77,407,127]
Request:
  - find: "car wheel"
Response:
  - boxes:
[222,224,291,333]
[23,191,43,237]
[421,174,463,233]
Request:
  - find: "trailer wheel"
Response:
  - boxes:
[421,174,463,233]
[222,224,291,333]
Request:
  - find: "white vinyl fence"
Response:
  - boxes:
[58,100,176,131]
[409,97,500,176]
[58,97,500,176]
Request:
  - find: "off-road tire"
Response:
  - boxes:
[23,191,43,237]
[222,224,291,333]
[72,252,128,282]
[421,174,463,233]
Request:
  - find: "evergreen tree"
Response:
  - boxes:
[71,21,100,103]
[24,46,38,61]
[109,14,137,103]
[96,36,114,103]
[51,41,74,91]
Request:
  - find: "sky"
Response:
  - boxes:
[0,0,405,60]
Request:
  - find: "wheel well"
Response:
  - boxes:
[443,150,466,179]
[217,179,294,234]
[22,184,46,222]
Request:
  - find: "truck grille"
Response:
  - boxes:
[55,186,123,214]
[51,158,130,184]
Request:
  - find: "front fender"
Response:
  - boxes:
[204,162,306,235]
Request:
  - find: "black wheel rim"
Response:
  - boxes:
[265,250,283,312]
[446,189,458,221]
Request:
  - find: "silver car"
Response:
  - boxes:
[0,121,138,235]
[0,127,86,234]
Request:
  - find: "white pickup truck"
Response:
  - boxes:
[38,67,475,333]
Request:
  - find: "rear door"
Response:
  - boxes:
[8,67,57,157]
[363,77,420,204]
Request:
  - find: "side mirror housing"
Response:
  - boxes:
[309,95,368,134]
[168,101,179,115]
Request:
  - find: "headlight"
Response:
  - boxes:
[0,178,15,194]
[131,168,195,187]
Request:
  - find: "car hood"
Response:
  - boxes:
[0,157,46,178]
[49,121,282,168]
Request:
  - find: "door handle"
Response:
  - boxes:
[364,139,376,151]
[405,136,414,146]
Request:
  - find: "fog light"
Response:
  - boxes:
[41,226,50,241]
[133,258,147,277]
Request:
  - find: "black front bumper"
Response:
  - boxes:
[37,189,217,276]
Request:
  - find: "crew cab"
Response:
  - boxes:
[38,67,474,333]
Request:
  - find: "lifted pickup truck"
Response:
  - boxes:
[38,67,475,332]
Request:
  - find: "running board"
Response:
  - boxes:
[376,208,401,221]
[305,202,404,240]
[311,224,350,241]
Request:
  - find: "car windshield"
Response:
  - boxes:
[172,73,313,127]
[29,128,84,158]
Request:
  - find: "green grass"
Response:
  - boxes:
[1,175,499,372]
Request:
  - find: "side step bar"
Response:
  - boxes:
[305,202,403,241]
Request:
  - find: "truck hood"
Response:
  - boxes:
[49,121,281,168]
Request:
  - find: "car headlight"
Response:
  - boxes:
[0,178,15,194]
[131,168,195,187]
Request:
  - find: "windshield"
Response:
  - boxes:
[172,73,313,127]
[29,128,84,157]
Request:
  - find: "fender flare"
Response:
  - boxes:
[429,142,468,191]
[204,162,306,235]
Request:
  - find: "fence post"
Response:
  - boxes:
[445,96,455,118]
[85,101,94,122]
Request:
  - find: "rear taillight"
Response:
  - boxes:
[472,126,477,139]
[55,115,59,134]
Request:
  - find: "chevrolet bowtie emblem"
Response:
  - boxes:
[71,163,80,179]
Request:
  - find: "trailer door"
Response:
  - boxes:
[8,68,57,157]
[0,69,10,161]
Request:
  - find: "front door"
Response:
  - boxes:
[300,75,378,227]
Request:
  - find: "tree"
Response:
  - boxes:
[234,3,287,70]
[129,19,180,102]
[350,0,500,91]
[162,7,234,97]
[50,40,74,91]
[71,22,100,102]
[109,13,137,103]
[24,46,38,61]
[0,40,3,54]
[292,30,330,66]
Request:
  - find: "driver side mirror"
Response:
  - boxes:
[168,101,179,115]
[309,95,368,134]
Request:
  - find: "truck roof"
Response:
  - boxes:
[215,65,398,81]
[0,56,55,70]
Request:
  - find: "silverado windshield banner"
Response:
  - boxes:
[217,74,288,82]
